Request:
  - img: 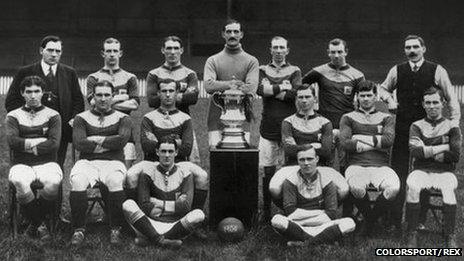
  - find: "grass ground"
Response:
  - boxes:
[0,96,463,260]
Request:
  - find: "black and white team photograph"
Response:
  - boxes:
[0,0,463,260]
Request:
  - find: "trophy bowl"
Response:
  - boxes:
[213,89,249,149]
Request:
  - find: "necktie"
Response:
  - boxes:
[412,64,419,72]
[46,66,54,82]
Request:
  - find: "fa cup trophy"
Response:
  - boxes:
[212,88,249,149]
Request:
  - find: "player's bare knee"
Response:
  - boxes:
[70,173,89,191]
[185,209,205,224]
[383,187,399,200]
[122,199,145,223]
[338,187,349,201]
[194,176,209,191]
[441,190,457,205]
[338,217,356,234]
[271,214,288,230]
[104,173,125,191]
[350,186,366,199]
[125,172,140,189]
[122,199,138,212]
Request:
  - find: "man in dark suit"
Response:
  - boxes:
[5,35,85,169]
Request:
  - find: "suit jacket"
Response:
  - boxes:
[5,62,85,142]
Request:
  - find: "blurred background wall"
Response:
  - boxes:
[0,0,462,83]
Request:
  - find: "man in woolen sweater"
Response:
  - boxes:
[203,19,259,147]
[379,35,460,233]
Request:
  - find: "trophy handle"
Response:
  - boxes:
[212,92,225,113]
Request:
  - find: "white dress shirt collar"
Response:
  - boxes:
[41,60,57,76]
[408,58,424,70]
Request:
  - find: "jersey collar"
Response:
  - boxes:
[162,63,183,71]
[22,105,45,113]
[157,164,178,176]
[328,62,350,71]
[157,108,179,115]
[424,116,445,126]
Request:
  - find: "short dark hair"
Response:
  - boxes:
[357,80,377,94]
[270,36,288,47]
[162,36,183,48]
[423,86,444,101]
[223,19,242,32]
[102,37,121,50]
[328,38,347,51]
[296,84,316,96]
[156,135,178,150]
[296,145,316,157]
[40,35,62,49]
[405,35,425,47]
[19,76,46,92]
[93,80,115,93]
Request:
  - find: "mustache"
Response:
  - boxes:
[228,37,237,41]
[408,52,417,58]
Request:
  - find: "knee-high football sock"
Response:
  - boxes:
[405,202,420,232]
[108,191,126,228]
[442,204,456,236]
[37,197,56,224]
[132,215,162,242]
[163,222,191,239]
[70,191,88,229]
[21,199,41,226]
[263,166,276,217]
[282,220,310,241]
[313,224,343,244]
[192,189,208,210]
[124,188,137,202]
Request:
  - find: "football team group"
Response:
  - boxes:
[4,18,461,248]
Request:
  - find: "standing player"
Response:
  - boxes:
[270,147,355,247]
[86,37,139,168]
[378,35,460,232]
[204,19,259,147]
[406,87,461,248]
[302,38,365,171]
[5,35,85,169]
[123,136,206,247]
[146,36,200,163]
[339,80,399,236]
[7,76,62,240]
[257,36,301,221]
[70,80,131,246]
[282,84,332,166]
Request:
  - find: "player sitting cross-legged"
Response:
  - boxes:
[123,136,206,247]
[339,80,399,236]
[405,87,461,248]
[270,146,355,247]
[7,76,62,241]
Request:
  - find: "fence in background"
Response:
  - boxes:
[1,76,464,103]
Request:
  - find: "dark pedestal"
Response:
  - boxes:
[209,148,259,229]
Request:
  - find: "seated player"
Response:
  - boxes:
[269,166,349,209]
[7,76,62,240]
[406,87,461,248]
[123,136,206,247]
[270,146,355,247]
[70,80,131,246]
[86,37,140,168]
[140,80,193,162]
[339,80,399,235]
[282,84,332,166]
